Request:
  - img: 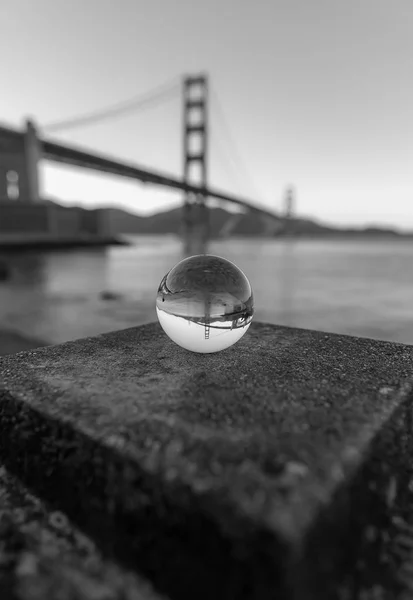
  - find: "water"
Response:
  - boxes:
[1,235,413,346]
[156,254,254,353]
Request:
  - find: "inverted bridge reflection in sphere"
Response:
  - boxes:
[156,254,254,353]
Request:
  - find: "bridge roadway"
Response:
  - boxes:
[0,123,280,221]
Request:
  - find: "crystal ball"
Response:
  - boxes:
[156,254,254,353]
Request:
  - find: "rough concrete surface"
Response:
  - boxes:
[0,322,413,599]
[0,465,167,600]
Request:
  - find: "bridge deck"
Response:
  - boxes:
[0,123,280,220]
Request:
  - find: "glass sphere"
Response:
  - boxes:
[156,254,254,353]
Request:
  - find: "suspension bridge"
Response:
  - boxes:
[0,73,284,253]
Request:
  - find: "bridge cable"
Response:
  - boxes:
[210,127,248,200]
[209,84,267,207]
[42,76,182,134]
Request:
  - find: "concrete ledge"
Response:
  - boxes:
[0,465,166,599]
[0,322,413,599]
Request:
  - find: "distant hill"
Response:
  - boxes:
[105,205,299,237]
[44,200,413,238]
[105,205,412,238]
[105,206,263,236]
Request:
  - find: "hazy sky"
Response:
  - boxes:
[1,0,413,227]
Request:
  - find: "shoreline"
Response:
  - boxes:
[0,236,128,252]
[0,329,49,356]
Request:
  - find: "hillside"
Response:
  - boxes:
[105,206,293,237]
[105,206,267,237]
[105,205,411,238]
[45,200,412,238]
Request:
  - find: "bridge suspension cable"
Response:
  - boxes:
[42,75,182,134]
[210,105,249,199]
[210,84,266,206]
[211,131,246,199]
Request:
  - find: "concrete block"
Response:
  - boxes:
[0,322,413,599]
[0,465,167,599]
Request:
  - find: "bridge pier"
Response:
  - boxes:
[23,119,41,202]
[182,74,208,256]
[0,120,40,203]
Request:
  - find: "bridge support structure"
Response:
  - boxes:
[0,119,41,203]
[24,119,41,202]
[182,74,208,256]
[283,185,295,235]
[0,122,113,243]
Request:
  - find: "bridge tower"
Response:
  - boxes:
[0,120,40,203]
[182,74,208,255]
[283,185,295,236]
[284,185,295,219]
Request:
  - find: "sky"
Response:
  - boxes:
[1,0,413,228]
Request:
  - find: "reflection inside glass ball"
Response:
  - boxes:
[156,254,254,353]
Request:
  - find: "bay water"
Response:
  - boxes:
[1,235,412,346]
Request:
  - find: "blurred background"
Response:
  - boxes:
[1,0,413,354]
